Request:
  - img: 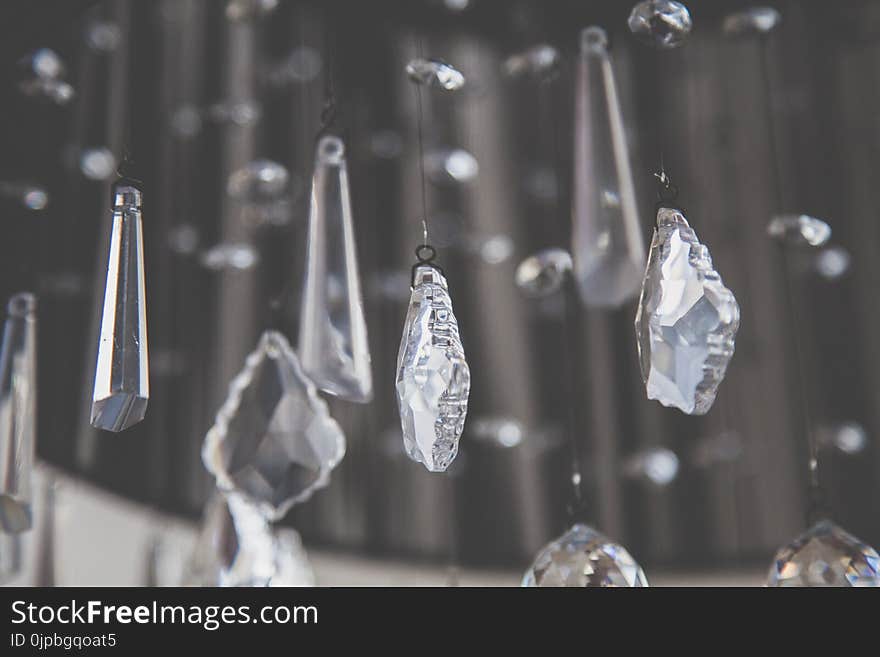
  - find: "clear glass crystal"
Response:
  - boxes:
[628,0,693,48]
[522,524,648,587]
[0,532,23,583]
[199,243,259,271]
[91,185,149,432]
[622,447,679,486]
[767,520,880,587]
[405,58,465,91]
[635,207,740,415]
[299,136,373,403]
[515,248,572,297]
[722,7,781,36]
[0,294,37,533]
[79,148,117,181]
[767,214,831,247]
[503,44,561,80]
[396,265,470,472]
[203,331,346,519]
[17,48,75,106]
[469,416,524,449]
[571,27,645,308]
[424,149,479,185]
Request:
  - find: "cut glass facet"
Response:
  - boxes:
[0,294,37,534]
[628,0,693,48]
[635,207,739,415]
[767,214,831,248]
[91,184,149,432]
[299,136,373,403]
[571,27,645,308]
[396,265,470,472]
[767,520,880,587]
[405,58,465,91]
[522,524,648,587]
[203,331,346,519]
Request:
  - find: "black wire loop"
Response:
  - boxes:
[654,169,679,210]
[410,243,444,287]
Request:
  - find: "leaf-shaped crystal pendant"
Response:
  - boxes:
[767,520,880,587]
[90,183,149,432]
[635,207,740,415]
[0,294,36,534]
[298,136,372,403]
[522,523,648,587]
[202,330,346,519]
[396,265,470,472]
[571,27,645,308]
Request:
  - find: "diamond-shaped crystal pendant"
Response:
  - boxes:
[298,135,372,403]
[90,183,149,431]
[522,523,648,587]
[571,27,645,308]
[203,330,346,519]
[635,207,739,415]
[0,294,37,534]
[767,520,880,587]
[396,265,470,472]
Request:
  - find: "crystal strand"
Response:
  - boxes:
[90,182,149,432]
[298,135,373,403]
[0,293,37,534]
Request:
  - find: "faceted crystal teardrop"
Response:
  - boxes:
[522,523,648,587]
[767,520,880,587]
[396,265,470,472]
[635,207,740,415]
[298,136,373,403]
[0,294,37,533]
[90,184,149,432]
[202,330,346,519]
[571,27,646,308]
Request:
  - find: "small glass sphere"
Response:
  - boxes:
[515,249,572,297]
[628,0,693,49]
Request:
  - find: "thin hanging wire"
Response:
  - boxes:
[412,36,429,246]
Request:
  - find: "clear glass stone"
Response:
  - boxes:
[722,7,781,36]
[79,148,117,181]
[522,524,648,587]
[299,136,373,403]
[622,447,679,486]
[515,249,573,297]
[635,207,740,415]
[405,58,465,91]
[503,44,561,80]
[203,331,346,519]
[396,266,470,472]
[0,294,37,533]
[767,520,880,587]
[227,159,289,201]
[571,27,646,308]
[424,148,479,184]
[628,0,693,48]
[767,214,831,247]
[91,185,149,432]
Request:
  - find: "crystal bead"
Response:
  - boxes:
[502,44,561,80]
[628,0,693,48]
[405,58,465,91]
[79,148,117,181]
[0,294,37,533]
[515,249,572,297]
[522,524,648,587]
[396,265,470,472]
[299,136,373,403]
[635,207,740,415]
[767,520,880,587]
[199,243,259,271]
[622,447,679,486]
[202,331,346,519]
[227,159,293,226]
[571,27,646,308]
[91,185,149,432]
[767,214,831,247]
[424,148,479,184]
[722,7,781,36]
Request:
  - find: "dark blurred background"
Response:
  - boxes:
[0,0,878,572]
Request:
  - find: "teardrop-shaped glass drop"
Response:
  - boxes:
[0,293,37,534]
[298,136,373,403]
[767,520,880,587]
[571,27,645,308]
[522,523,648,587]
[395,265,470,472]
[90,183,149,432]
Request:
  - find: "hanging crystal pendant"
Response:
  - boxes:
[767,520,880,587]
[298,135,373,403]
[202,330,346,519]
[635,206,740,415]
[396,263,470,472]
[628,0,693,49]
[90,182,149,432]
[571,27,645,308]
[522,523,648,587]
[0,293,37,534]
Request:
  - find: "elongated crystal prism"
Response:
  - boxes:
[635,207,739,415]
[299,136,373,403]
[396,265,470,472]
[203,331,346,519]
[90,184,149,432]
[571,27,645,308]
[0,294,36,534]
